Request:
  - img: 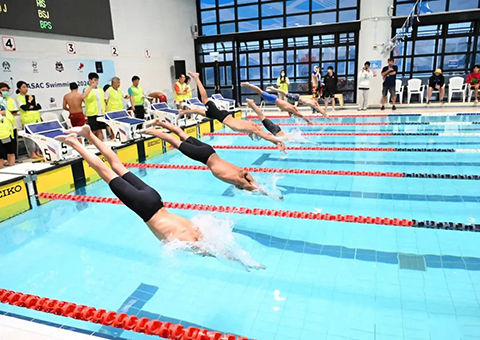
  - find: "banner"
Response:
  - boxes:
[0,58,116,110]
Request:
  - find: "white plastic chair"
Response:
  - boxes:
[61,110,72,129]
[388,79,404,104]
[407,79,426,104]
[41,112,58,122]
[448,77,467,103]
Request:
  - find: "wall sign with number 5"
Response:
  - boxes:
[66,42,77,54]
[111,46,119,57]
[2,36,16,51]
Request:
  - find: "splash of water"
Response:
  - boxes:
[284,127,322,145]
[162,214,265,271]
[256,174,285,201]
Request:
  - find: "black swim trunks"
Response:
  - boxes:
[205,100,231,123]
[286,93,300,105]
[262,118,282,136]
[87,116,106,131]
[109,172,164,222]
[179,136,216,165]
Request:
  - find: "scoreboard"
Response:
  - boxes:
[0,0,114,40]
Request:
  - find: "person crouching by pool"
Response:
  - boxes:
[54,125,265,271]
[467,65,480,104]
[427,69,445,104]
[15,81,43,159]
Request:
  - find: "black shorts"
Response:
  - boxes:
[382,86,396,98]
[262,118,282,136]
[87,116,106,131]
[205,101,230,123]
[109,172,164,222]
[179,137,216,165]
[286,93,300,105]
[134,105,145,120]
[322,89,336,99]
[0,138,16,158]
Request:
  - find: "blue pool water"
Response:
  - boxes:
[1,113,480,340]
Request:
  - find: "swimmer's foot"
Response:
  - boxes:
[65,125,92,138]
[240,82,250,87]
[188,71,200,79]
[266,86,276,92]
[55,133,79,146]
[245,98,255,108]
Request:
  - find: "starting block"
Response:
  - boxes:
[21,120,81,162]
[151,103,182,125]
[99,110,145,143]
[211,94,235,111]
[185,98,206,110]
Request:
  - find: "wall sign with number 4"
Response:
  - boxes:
[66,42,77,54]
[111,46,119,57]
[2,37,16,51]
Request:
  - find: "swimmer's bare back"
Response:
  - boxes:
[147,209,202,243]
[64,92,84,113]
[206,153,259,191]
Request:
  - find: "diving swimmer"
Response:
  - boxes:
[55,125,264,270]
[266,86,329,118]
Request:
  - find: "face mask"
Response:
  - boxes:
[1,91,9,97]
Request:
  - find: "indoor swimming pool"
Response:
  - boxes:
[1,113,480,340]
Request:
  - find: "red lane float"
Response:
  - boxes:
[0,289,251,340]
[38,192,413,227]
[247,114,390,119]
[212,146,397,152]
[123,163,405,179]
[204,132,393,136]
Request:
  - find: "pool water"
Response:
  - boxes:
[1,114,480,340]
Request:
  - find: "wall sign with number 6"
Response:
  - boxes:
[2,36,16,51]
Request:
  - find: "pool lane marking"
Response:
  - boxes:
[246,122,480,126]
[204,132,480,137]
[246,113,480,119]
[123,163,480,181]
[37,193,480,232]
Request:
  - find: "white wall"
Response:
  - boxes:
[358,0,394,106]
[0,0,197,103]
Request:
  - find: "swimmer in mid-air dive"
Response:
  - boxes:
[265,86,329,118]
[240,82,314,125]
[55,125,264,271]
[141,119,280,199]
[176,72,286,153]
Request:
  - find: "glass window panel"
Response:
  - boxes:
[396,59,404,73]
[272,66,284,78]
[443,54,468,70]
[286,50,294,63]
[445,37,469,53]
[220,23,236,34]
[238,0,257,4]
[249,67,261,79]
[286,15,309,27]
[348,61,356,75]
[413,56,435,71]
[348,45,356,59]
[247,41,260,50]
[200,0,215,9]
[262,2,283,17]
[262,52,270,64]
[405,58,412,72]
[272,51,285,64]
[339,0,357,8]
[216,42,233,52]
[240,68,247,81]
[448,22,473,35]
[271,39,284,49]
[476,54,480,66]
[204,67,215,86]
[415,39,436,55]
[449,0,479,11]
[296,64,310,78]
[262,17,284,30]
[338,46,347,60]
[239,20,259,32]
[417,25,442,37]
[322,34,335,45]
[219,8,235,21]
[218,0,234,6]
[248,53,260,66]
[239,54,247,67]
[201,43,215,53]
[238,5,259,19]
[295,37,309,47]
[337,62,346,75]
[312,12,336,25]
[396,4,413,16]
[263,67,270,79]
[312,0,337,11]
[201,10,217,24]
[286,0,310,14]
[296,49,310,63]
[393,42,405,57]
[202,24,218,36]
[339,9,356,22]
[225,53,233,61]
[286,65,294,78]
[311,48,320,62]
[322,46,336,60]
[406,41,413,55]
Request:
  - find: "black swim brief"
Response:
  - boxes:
[262,118,282,136]
[178,136,216,165]
[109,172,164,222]
[205,101,231,123]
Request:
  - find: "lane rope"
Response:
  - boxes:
[204,132,480,137]
[38,193,480,231]
[123,163,480,181]
[248,121,480,126]
[247,113,480,119]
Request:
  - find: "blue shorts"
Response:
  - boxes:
[261,91,278,105]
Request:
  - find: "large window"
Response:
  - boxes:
[235,32,358,104]
[394,0,480,16]
[392,20,480,83]
[198,0,359,36]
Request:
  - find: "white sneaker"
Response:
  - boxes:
[357,108,362,111]
[332,108,335,112]
[475,100,479,104]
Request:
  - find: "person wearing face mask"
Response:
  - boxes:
[0,85,16,168]
[358,61,372,111]
[0,82,18,163]
[276,70,290,102]
[15,81,43,159]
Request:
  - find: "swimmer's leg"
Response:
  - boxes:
[246,98,266,121]
[151,119,191,142]
[55,133,117,183]
[240,82,264,96]
[178,108,206,121]
[188,72,209,105]
[141,128,182,149]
